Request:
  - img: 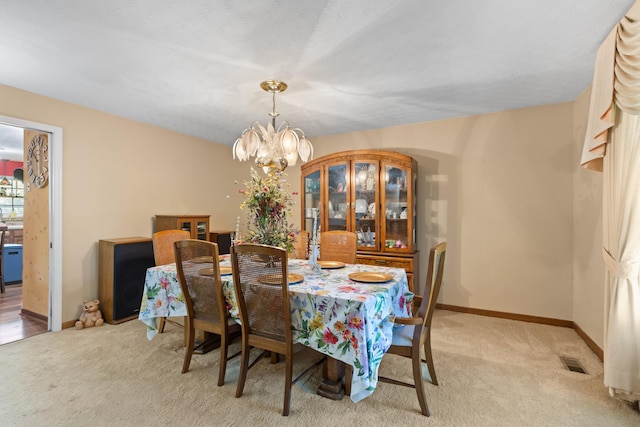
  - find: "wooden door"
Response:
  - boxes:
[21,130,49,318]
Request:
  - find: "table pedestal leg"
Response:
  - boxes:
[317,356,345,400]
[181,316,220,354]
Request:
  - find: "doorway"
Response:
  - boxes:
[0,116,62,335]
[0,124,37,343]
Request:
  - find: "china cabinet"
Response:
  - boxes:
[301,150,419,291]
[155,215,210,241]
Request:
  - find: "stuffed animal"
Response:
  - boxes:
[75,299,104,329]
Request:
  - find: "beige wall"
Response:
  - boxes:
[572,86,606,348]
[1,83,601,340]
[312,103,575,320]
[0,83,256,322]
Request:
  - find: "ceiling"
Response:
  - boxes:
[0,0,635,159]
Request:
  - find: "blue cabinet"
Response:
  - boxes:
[3,243,23,284]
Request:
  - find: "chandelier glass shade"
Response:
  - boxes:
[233,80,313,175]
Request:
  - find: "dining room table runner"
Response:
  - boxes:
[138,255,413,403]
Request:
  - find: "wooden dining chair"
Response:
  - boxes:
[377,241,447,416]
[153,229,190,265]
[230,243,324,416]
[174,239,241,386]
[152,229,190,333]
[290,230,309,260]
[319,230,357,264]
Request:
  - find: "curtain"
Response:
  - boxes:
[603,106,640,400]
[582,1,640,401]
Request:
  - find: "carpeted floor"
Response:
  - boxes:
[0,310,638,426]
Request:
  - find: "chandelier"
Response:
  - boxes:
[232,80,313,175]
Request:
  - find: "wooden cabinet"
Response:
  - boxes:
[356,252,419,293]
[4,228,23,244]
[155,215,210,241]
[301,150,419,291]
[209,230,234,255]
[98,237,155,324]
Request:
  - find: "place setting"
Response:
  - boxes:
[347,271,394,283]
[198,266,233,276]
[191,255,214,264]
[257,273,305,285]
[317,260,346,269]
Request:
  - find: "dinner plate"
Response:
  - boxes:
[317,260,346,269]
[348,272,393,283]
[198,266,232,276]
[192,256,214,264]
[257,273,304,285]
[199,267,215,276]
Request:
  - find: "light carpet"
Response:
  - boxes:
[0,310,638,426]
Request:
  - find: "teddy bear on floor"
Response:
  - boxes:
[75,299,104,329]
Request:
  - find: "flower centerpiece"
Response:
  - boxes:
[239,168,295,252]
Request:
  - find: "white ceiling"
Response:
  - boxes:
[0,0,635,157]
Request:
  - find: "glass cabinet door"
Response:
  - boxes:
[382,163,410,252]
[303,169,321,233]
[353,161,378,249]
[178,220,192,235]
[196,220,208,240]
[327,162,348,231]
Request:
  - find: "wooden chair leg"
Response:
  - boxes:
[217,332,228,386]
[235,340,250,398]
[412,348,430,416]
[283,355,293,416]
[182,321,195,374]
[423,337,438,386]
[183,316,188,346]
[158,316,166,334]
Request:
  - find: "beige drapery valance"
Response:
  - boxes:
[581,2,640,170]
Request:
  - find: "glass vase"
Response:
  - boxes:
[308,243,321,274]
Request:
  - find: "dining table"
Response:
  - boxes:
[138,254,413,403]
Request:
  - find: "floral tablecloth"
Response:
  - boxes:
[138,255,413,403]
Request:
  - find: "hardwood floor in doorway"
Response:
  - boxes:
[0,284,48,345]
